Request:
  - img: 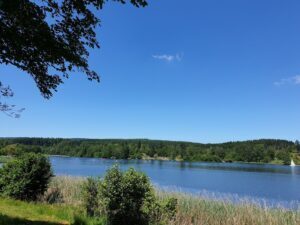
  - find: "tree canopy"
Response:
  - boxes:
[0,0,147,116]
[0,81,24,117]
[0,138,299,165]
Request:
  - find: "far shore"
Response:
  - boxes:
[47,154,297,166]
[1,154,297,166]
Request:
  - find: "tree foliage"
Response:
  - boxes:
[296,140,300,152]
[0,0,147,116]
[0,0,147,98]
[0,143,41,156]
[99,166,152,225]
[0,153,53,201]
[82,166,177,225]
[0,82,24,117]
[82,177,100,217]
[0,138,298,165]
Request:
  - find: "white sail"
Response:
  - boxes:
[291,159,296,167]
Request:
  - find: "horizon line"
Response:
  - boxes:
[0,136,297,145]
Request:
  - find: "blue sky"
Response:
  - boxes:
[1,0,300,143]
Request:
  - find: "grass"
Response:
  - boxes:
[0,176,299,225]
[47,176,300,225]
[0,198,74,225]
[157,191,300,225]
[41,176,85,205]
[0,156,12,164]
[0,198,105,225]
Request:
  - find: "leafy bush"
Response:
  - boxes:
[81,166,177,225]
[0,153,53,201]
[143,195,178,224]
[82,177,100,217]
[0,144,42,156]
[163,197,177,219]
[0,144,24,156]
[98,166,152,225]
[276,151,291,165]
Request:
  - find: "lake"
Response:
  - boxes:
[50,156,300,208]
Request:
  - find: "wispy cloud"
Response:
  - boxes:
[152,53,183,62]
[274,75,300,86]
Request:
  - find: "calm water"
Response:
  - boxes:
[51,156,300,207]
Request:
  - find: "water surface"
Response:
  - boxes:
[51,156,300,207]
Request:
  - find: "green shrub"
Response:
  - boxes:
[80,166,177,225]
[82,177,100,217]
[0,153,53,201]
[143,195,178,224]
[98,166,153,225]
[0,144,42,156]
[0,144,24,156]
[163,197,177,219]
[276,151,291,165]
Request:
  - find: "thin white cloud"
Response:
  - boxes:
[274,75,300,86]
[152,53,183,62]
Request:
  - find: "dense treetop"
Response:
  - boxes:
[0,138,299,165]
[0,0,147,116]
[0,0,147,98]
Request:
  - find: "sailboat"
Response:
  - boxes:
[290,159,296,167]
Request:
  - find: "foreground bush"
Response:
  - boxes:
[82,177,100,217]
[101,166,154,225]
[81,166,177,225]
[0,153,53,201]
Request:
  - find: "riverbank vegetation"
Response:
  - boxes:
[1,176,299,225]
[0,153,299,225]
[0,156,11,164]
[0,138,300,165]
[0,154,177,225]
[46,176,300,225]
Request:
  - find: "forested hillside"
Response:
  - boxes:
[0,138,299,165]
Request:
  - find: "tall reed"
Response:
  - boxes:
[45,176,300,225]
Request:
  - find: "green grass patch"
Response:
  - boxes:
[0,198,104,225]
[0,156,12,164]
[0,198,74,225]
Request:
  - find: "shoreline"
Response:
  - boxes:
[50,175,300,210]
[2,154,297,167]
[1,183,299,225]
[48,154,297,166]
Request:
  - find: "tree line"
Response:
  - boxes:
[0,138,299,165]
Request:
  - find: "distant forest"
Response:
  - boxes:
[0,138,300,165]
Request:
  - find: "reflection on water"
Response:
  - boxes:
[49,156,300,208]
[177,161,300,174]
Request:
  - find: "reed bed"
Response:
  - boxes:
[46,176,300,225]
[42,176,85,205]
[156,190,300,225]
